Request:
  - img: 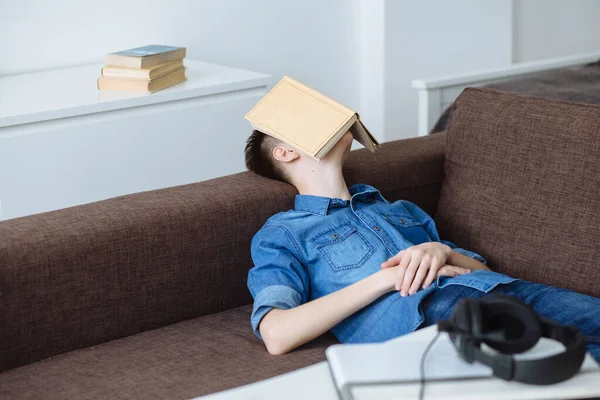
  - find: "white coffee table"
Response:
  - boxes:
[195,327,600,400]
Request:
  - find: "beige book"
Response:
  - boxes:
[97,68,186,93]
[245,76,380,160]
[101,60,184,80]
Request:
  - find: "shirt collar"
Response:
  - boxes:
[294,184,386,216]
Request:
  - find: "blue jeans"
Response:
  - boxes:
[421,280,600,363]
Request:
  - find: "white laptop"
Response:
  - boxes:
[326,326,600,400]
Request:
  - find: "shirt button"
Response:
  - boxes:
[332,233,339,239]
[374,226,381,231]
[399,218,405,224]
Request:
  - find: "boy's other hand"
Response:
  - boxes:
[380,243,452,296]
[436,265,471,278]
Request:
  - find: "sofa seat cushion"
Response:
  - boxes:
[0,305,337,399]
[436,88,600,298]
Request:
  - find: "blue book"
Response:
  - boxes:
[105,45,186,69]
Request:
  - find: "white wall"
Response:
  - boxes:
[356,0,386,141]
[513,0,600,62]
[383,0,513,141]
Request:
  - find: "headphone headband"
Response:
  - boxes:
[438,295,586,385]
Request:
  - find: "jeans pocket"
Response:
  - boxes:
[310,223,374,271]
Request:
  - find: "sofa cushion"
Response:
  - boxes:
[0,304,337,400]
[436,88,600,298]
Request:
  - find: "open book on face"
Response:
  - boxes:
[245,76,380,160]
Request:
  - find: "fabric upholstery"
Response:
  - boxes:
[436,88,600,298]
[0,132,447,372]
[0,305,337,400]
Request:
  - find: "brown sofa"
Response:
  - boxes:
[1,88,599,399]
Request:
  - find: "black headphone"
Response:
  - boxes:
[437,294,586,385]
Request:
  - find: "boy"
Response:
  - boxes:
[244,130,600,360]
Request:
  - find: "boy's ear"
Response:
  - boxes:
[273,145,300,163]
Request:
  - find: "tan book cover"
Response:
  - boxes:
[97,68,186,93]
[101,60,184,80]
[245,76,379,160]
[104,45,186,69]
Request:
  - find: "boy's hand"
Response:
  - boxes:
[380,242,452,296]
[378,263,471,295]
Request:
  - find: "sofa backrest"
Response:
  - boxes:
[0,133,446,372]
[436,88,600,298]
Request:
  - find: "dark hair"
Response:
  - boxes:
[244,130,288,182]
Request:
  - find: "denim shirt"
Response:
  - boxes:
[248,184,516,343]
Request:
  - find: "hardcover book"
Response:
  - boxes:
[245,76,379,160]
[97,67,186,93]
[101,60,184,80]
[104,45,186,69]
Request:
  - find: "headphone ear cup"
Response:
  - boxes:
[452,299,476,363]
[480,295,541,354]
[469,299,484,339]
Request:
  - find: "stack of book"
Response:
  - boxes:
[98,45,187,93]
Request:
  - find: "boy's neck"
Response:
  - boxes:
[293,165,351,201]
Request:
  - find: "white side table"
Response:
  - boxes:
[0,61,271,220]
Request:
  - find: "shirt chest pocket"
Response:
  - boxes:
[381,212,432,243]
[381,213,421,228]
[309,223,374,272]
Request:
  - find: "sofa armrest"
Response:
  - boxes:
[0,132,446,371]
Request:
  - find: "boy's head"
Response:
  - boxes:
[244,130,354,185]
[244,130,289,182]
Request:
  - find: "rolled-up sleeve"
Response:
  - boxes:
[403,201,487,265]
[248,225,309,340]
